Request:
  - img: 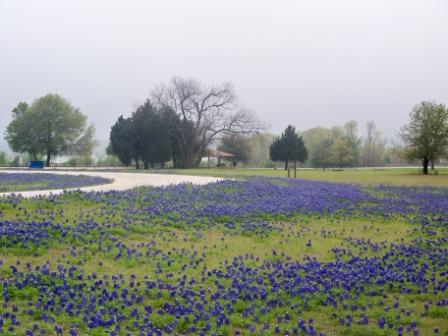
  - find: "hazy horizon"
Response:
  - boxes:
[1,0,447,153]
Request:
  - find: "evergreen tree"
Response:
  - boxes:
[269,125,308,170]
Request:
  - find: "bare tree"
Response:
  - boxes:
[361,121,386,166]
[152,77,260,168]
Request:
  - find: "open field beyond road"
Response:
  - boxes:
[147,167,448,187]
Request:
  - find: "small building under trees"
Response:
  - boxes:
[205,149,237,167]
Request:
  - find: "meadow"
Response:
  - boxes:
[0,174,447,335]
[149,167,448,187]
[0,173,111,193]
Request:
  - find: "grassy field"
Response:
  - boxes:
[0,175,447,335]
[0,172,111,192]
[149,167,448,187]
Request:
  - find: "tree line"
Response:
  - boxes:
[108,77,259,169]
[2,78,448,175]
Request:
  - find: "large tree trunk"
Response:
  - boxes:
[178,145,196,168]
[284,160,288,170]
[422,157,429,175]
[135,159,140,170]
[46,152,51,167]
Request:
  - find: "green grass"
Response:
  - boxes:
[1,192,446,335]
[1,173,448,335]
[146,167,448,187]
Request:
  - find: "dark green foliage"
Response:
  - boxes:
[132,100,172,168]
[269,125,308,169]
[108,116,135,166]
[161,107,200,168]
[108,101,172,168]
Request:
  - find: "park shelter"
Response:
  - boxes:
[205,149,236,167]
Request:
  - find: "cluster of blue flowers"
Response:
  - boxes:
[0,177,447,335]
[0,173,111,192]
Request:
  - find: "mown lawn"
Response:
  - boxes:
[0,177,447,335]
[144,167,448,187]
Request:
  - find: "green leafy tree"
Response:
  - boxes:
[217,134,251,166]
[301,127,333,167]
[10,155,21,167]
[343,121,361,166]
[247,132,274,166]
[327,138,354,167]
[5,94,96,166]
[311,138,333,168]
[4,102,40,159]
[400,101,448,174]
[0,151,8,166]
[300,122,360,168]
[269,125,308,170]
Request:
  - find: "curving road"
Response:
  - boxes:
[0,170,221,198]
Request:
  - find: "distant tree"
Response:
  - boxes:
[109,101,173,169]
[301,127,333,167]
[247,132,274,166]
[218,134,251,166]
[269,137,283,167]
[108,116,136,167]
[311,138,333,168]
[10,155,21,167]
[160,107,198,169]
[4,102,40,159]
[0,151,8,166]
[300,123,360,168]
[97,154,122,166]
[269,125,308,170]
[152,77,260,168]
[361,121,386,166]
[328,138,354,167]
[5,94,96,166]
[342,121,361,166]
[400,101,448,174]
[132,100,172,169]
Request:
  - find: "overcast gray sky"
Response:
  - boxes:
[1,0,447,149]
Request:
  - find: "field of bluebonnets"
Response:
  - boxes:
[0,175,447,335]
[0,173,111,192]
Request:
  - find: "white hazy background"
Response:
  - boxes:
[1,0,447,150]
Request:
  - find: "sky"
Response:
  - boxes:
[1,0,447,152]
